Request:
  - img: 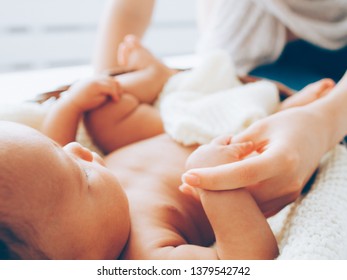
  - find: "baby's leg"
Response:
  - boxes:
[280,78,335,110]
[84,94,164,154]
[115,35,178,103]
[201,188,279,259]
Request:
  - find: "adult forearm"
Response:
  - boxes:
[93,0,155,72]
[308,76,347,150]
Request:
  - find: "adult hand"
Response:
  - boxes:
[181,79,341,216]
[180,135,254,202]
[182,79,337,217]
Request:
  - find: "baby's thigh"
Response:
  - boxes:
[131,103,164,133]
[89,94,139,123]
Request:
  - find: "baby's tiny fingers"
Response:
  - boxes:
[179,184,201,202]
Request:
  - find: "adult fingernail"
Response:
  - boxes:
[182,173,200,186]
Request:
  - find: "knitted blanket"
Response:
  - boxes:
[271,145,347,259]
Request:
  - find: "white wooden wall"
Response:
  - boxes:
[0,0,198,73]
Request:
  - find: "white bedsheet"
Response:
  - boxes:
[0,54,198,103]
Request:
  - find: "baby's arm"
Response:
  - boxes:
[183,136,278,259]
[127,137,278,260]
[127,194,277,260]
[42,76,120,146]
[134,190,278,260]
[200,188,278,259]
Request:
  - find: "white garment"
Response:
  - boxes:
[197,0,347,75]
[155,51,279,145]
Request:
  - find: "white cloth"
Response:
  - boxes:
[197,0,347,74]
[156,51,279,145]
[269,145,347,259]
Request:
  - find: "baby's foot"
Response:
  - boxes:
[280,78,335,110]
[118,35,171,72]
[116,35,177,101]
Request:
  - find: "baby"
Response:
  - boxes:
[0,122,129,259]
[43,35,334,153]
[0,36,334,260]
[0,120,278,259]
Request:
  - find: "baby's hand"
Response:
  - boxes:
[185,135,254,170]
[181,136,254,201]
[64,76,122,112]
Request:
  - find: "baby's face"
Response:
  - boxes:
[0,122,130,259]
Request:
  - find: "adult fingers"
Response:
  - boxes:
[182,149,286,190]
[232,121,269,151]
[225,141,254,160]
[179,184,201,202]
[280,78,334,110]
[210,135,232,145]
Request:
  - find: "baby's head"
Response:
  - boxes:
[0,121,130,259]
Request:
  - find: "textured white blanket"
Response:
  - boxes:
[271,145,347,259]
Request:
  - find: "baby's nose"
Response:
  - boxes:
[63,142,94,162]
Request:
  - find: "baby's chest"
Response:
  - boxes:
[106,135,193,180]
[122,195,213,260]
[121,203,186,259]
